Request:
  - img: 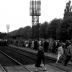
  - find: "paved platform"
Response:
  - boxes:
[4,64,66,72]
[25,64,66,72]
[9,45,72,63]
[5,65,29,72]
[9,45,57,60]
[8,45,72,72]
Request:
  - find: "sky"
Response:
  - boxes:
[0,0,70,33]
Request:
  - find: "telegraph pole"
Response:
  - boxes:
[30,0,41,40]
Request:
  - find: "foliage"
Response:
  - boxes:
[8,26,32,40]
[40,22,48,39]
[7,2,72,40]
[47,18,62,39]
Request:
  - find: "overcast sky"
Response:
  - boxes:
[0,0,70,33]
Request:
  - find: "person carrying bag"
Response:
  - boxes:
[64,44,71,66]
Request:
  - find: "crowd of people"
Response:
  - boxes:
[8,39,72,71]
[34,40,72,71]
[9,39,59,53]
[56,41,72,66]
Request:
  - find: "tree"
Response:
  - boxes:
[57,17,72,41]
[47,18,62,39]
[40,21,48,39]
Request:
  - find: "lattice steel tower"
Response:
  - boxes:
[6,24,10,33]
[30,0,41,40]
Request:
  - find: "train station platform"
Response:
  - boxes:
[9,45,72,65]
[9,45,57,60]
[4,64,66,72]
[9,45,72,72]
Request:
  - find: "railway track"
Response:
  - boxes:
[0,50,19,72]
[0,46,36,65]
[0,47,33,72]
[0,64,7,72]
[0,46,72,72]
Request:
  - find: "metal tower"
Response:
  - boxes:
[30,0,41,40]
[6,24,10,33]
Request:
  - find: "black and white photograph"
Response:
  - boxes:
[0,0,72,72]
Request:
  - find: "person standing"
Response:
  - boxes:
[64,43,72,66]
[43,40,49,52]
[34,40,39,50]
[56,43,64,63]
[35,45,46,71]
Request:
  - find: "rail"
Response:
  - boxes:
[0,64,7,72]
[0,50,32,72]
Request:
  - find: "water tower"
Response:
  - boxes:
[30,0,41,40]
